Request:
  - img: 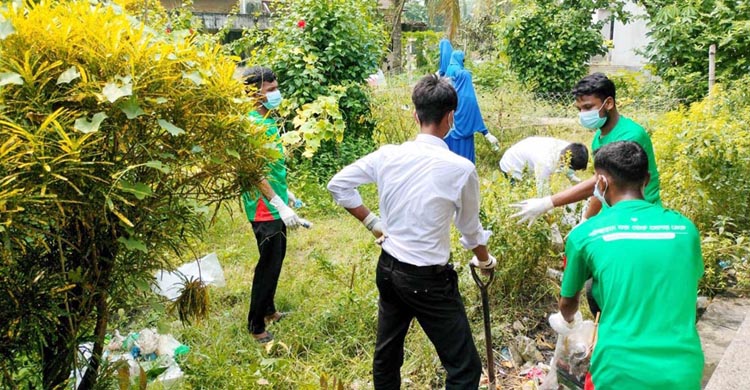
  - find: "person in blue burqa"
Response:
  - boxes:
[445,50,464,79]
[444,69,500,163]
[437,38,453,77]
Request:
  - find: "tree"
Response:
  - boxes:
[0,2,271,388]
[637,0,750,101]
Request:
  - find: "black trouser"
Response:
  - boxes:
[373,251,481,390]
[247,219,286,335]
[585,279,601,318]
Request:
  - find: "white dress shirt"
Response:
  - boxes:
[327,134,491,266]
[499,136,572,193]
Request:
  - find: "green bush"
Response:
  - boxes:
[0,2,270,388]
[652,79,750,295]
[639,0,750,102]
[501,0,612,93]
[234,0,387,138]
[652,81,750,232]
[403,30,442,72]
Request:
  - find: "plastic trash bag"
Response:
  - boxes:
[152,253,226,300]
[540,317,596,390]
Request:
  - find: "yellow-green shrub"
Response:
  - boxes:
[0,2,271,388]
[652,81,750,295]
[652,83,750,231]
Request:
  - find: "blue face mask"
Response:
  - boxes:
[263,90,283,110]
[579,98,609,130]
[593,176,609,206]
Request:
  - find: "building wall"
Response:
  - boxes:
[593,1,650,69]
[160,0,237,13]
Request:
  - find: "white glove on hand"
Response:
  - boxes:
[484,133,500,151]
[362,213,384,238]
[286,190,304,208]
[567,174,582,184]
[270,195,303,229]
[549,311,583,336]
[470,254,497,270]
[511,196,554,227]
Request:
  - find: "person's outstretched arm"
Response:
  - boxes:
[511,176,596,227]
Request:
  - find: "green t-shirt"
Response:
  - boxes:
[241,111,288,222]
[592,116,661,206]
[562,200,704,389]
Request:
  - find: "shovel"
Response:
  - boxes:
[470,265,496,390]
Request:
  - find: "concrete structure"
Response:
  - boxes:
[592,1,651,70]
[703,298,750,390]
[159,0,273,31]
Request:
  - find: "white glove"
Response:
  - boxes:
[470,254,497,270]
[362,213,384,238]
[286,190,304,208]
[269,195,303,229]
[549,311,583,335]
[511,196,554,227]
[484,133,500,151]
[567,174,582,184]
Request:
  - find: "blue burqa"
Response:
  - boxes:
[438,39,453,77]
[445,69,487,164]
[445,50,465,79]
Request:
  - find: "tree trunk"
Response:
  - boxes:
[387,0,406,74]
[42,321,76,390]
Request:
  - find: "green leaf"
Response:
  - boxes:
[102,81,132,103]
[0,72,23,86]
[225,148,240,159]
[0,19,15,40]
[74,112,107,133]
[145,160,170,173]
[158,119,185,136]
[117,236,148,253]
[56,66,81,85]
[120,97,145,119]
[118,180,152,200]
[181,71,204,85]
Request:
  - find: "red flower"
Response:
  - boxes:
[189,28,194,34]
[165,27,172,34]
[297,20,306,28]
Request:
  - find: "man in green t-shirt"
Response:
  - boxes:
[512,72,661,224]
[241,66,310,344]
[554,141,703,389]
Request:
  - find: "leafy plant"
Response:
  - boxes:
[651,80,750,232]
[403,30,442,72]
[234,0,386,139]
[0,2,271,388]
[637,0,750,102]
[501,0,626,93]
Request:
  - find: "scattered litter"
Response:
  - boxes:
[718,259,732,270]
[153,253,226,300]
[511,335,545,366]
[72,329,189,389]
[513,320,526,332]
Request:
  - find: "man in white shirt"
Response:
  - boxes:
[499,136,588,191]
[327,75,497,389]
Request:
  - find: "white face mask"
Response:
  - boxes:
[593,176,609,206]
[578,98,610,130]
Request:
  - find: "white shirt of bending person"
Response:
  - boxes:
[327,134,491,267]
[499,136,573,192]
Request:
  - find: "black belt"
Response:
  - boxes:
[379,250,451,276]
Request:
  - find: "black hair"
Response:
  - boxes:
[561,143,589,171]
[242,66,276,90]
[571,72,616,102]
[412,74,457,126]
[594,141,648,188]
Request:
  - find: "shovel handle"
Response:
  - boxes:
[470,264,495,290]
